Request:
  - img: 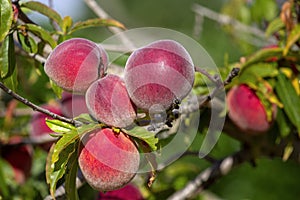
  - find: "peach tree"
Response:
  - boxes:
[0,0,300,199]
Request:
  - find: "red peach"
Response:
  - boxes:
[227,84,276,134]
[124,40,195,111]
[85,74,136,128]
[78,128,140,192]
[44,38,108,93]
[97,184,143,200]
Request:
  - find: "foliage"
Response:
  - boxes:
[0,0,300,199]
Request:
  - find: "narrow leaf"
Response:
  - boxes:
[18,24,57,48]
[240,47,283,69]
[1,34,16,79]
[62,16,73,34]
[49,132,79,197]
[51,130,79,163]
[65,153,79,200]
[0,0,13,42]
[69,18,125,34]
[21,1,63,28]
[265,17,284,37]
[284,24,300,55]
[17,32,38,54]
[283,143,293,161]
[276,109,291,138]
[275,72,300,134]
[123,126,158,151]
[46,119,76,134]
[50,141,78,197]
[50,79,63,99]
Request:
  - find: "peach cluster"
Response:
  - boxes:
[44,38,195,192]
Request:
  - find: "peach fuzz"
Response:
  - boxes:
[124,40,194,111]
[85,74,136,128]
[78,128,140,192]
[44,38,108,93]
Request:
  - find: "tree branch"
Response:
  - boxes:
[191,4,277,46]
[84,0,136,50]
[0,82,82,127]
[167,149,252,200]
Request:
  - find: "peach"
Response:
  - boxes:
[1,136,33,184]
[44,38,108,93]
[78,128,140,192]
[60,92,89,118]
[124,40,195,111]
[29,104,62,150]
[227,84,276,134]
[97,184,143,200]
[85,74,136,128]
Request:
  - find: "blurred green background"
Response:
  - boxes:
[26,0,300,199]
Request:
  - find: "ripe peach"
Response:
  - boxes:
[44,38,108,93]
[29,104,62,150]
[1,136,33,184]
[60,92,89,118]
[78,128,140,192]
[97,184,143,200]
[124,40,195,111]
[85,74,136,128]
[227,84,276,134]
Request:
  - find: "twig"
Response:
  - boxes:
[0,82,82,127]
[84,0,135,50]
[167,149,252,200]
[191,4,277,45]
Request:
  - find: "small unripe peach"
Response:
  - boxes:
[97,184,143,200]
[44,38,108,93]
[78,128,140,192]
[85,74,136,128]
[124,40,195,111]
[227,84,276,134]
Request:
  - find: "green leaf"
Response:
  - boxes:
[62,16,73,34]
[0,34,16,79]
[17,32,38,54]
[282,143,294,161]
[0,0,13,42]
[2,66,18,91]
[123,126,158,151]
[46,119,76,134]
[20,1,63,28]
[49,131,79,197]
[69,18,125,34]
[51,130,79,163]
[74,113,95,124]
[276,109,291,138]
[284,24,300,56]
[265,17,284,37]
[65,153,79,200]
[50,79,63,99]
[238,62,278,86]
[240,47,283,69]
[275,72,300,134]
[18,24,57,48]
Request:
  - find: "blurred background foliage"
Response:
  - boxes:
[1,0,300,199]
